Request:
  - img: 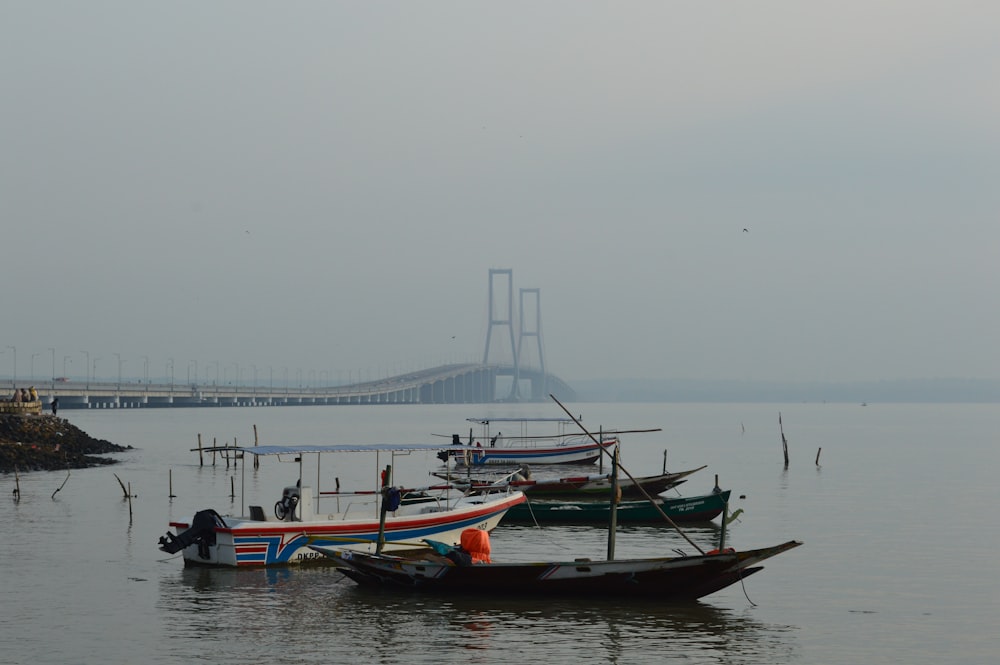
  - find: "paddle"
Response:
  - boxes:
[550,394,706,555]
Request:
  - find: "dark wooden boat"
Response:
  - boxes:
[311,400,801,602]
[434,465,705,500]
[503,490,731,525]
[308,539,802,600]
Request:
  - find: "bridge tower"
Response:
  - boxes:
[482,268,519,399]
[516,288,546,398]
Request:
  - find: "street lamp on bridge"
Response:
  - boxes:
[113,353,124,390]
[5,346,14,385]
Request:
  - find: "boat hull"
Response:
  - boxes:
[503,490,731,525]
[168,493,525,567]
[446,439,617,466]
[313,540,802,600]
[436,466,705,500]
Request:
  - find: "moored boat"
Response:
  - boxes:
[157,444,525,567]
[435,417,660,466]
[309,536,802,600]
[502,489,731,525]
[309,400,802,603]
[435,465,706,499]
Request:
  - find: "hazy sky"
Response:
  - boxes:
[3,2,998,385]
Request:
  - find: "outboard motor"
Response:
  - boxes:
[158,509,226,560]
[438,434,462,462]
[274,484,300,521]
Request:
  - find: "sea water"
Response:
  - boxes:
[0,402,997,664]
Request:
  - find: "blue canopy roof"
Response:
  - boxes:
[196,443,473,456]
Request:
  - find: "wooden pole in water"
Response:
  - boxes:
[376,464,392,554]
[197,433,203,466]
[127,482,133,520]
[718,495,728,551]
[212,437,217,466]
[253,424,259,470]
[169,469,176,498]
[607,445,619,560]
[779,412,789,468]
[13,466,20,502]
[662,449,668,474]
[550,394,705,555]
[815,447,822,466]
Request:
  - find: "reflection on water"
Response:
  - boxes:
[7,404,998,665]
[158,565,798,664]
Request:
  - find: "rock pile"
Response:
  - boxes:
[0,414,131,473]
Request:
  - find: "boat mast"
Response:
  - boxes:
[606,440,619,560]
[550,394,706,555]
[376,464,391,554]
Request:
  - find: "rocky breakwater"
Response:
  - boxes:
[0,414,131,473]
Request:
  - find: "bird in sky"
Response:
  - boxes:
[743,228,749,233]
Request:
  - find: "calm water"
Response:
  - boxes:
[1,402,997,664]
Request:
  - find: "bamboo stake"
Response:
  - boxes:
[253,424,259,470]
[169,469,176,498]
[127,482,133,520]
[815,447,822,466]
[376,464,392,554]
[113,473,129,498]
[52,471,71,499]
[550,394,705,555]
[13,466,20,502]
[212,437,217,466]
[198,433,203,466]
[779,412,789,468]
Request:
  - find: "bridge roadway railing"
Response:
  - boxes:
[16,363,573,408]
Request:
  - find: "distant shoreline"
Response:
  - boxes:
[569,377,1000,403]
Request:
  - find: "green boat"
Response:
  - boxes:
[503,489,731,525]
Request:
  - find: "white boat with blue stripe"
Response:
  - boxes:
[158,444,525,567]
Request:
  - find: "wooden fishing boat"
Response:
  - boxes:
[434,417,660,466]
[434,465,706,499]
[502,489,731,525]
[309,399,801,602]
[308,538,802,600]
[157,444,525,567]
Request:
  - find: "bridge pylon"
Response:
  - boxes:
[516,287,546,399]
[482,268,519,399]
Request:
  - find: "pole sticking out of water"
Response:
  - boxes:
[779,412,790,468]
[815,447,822,466]
[253,424,259,470]
[197,433,203,466]
[169,469,176,498]
[550,393,705,555]
[376,464,392,554]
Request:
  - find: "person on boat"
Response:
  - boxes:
[29,386,38,401]
[51,397,59,416]
[490,432,501,447]
[11,388,21,403]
